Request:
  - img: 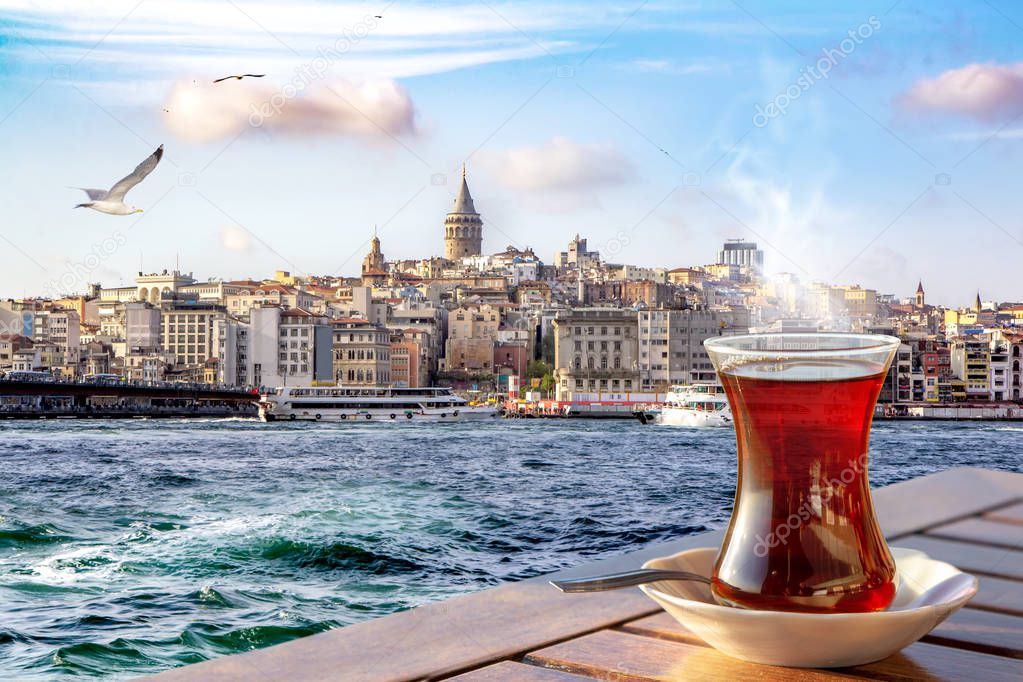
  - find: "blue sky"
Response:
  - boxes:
[1,0,1022,306]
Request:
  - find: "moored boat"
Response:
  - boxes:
[258,385,499,422]
[656,383,731,427]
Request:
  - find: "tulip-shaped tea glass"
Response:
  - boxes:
[704,333,901,613]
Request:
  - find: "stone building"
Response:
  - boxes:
[552,308,640,399]
[442,303,500,373]
[362,229,385,275]
[582,280,674,308]
[443,166,483,260]
[332,318,391,385]
[361,229,388,286]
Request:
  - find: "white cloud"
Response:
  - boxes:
[626,58,724,75]
[220,224,253,252]
[899,62,1023,120]
[481,137,632,192]
[162,78,415,143]
[0,0,596,82]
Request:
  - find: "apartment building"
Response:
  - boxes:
[637,308,727,391]
[31,309,80,367]
[333,319,391,385]
[159,302,226,368]
[552,308,639,399]
[443,303,500,373]
[950,338,991,399]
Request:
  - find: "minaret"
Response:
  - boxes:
[444,164,483,260]
[915,281,925,308]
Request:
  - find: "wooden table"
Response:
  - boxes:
[149,467,1023,681]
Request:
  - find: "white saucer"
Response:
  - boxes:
[640,546,977,668]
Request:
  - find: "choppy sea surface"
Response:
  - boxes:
[0,418,1019,679]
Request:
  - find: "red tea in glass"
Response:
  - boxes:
[704,334,900,613]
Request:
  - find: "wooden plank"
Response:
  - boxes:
[875,468,1023,539]
[971,574,1023,617]
[850,642,1023,681]
[927,517,1023,551]
[986,501,1023,525]
[450,661,594,681]
[145,581,659,682]
[524,629,862,681]
[619,612,1023,680]
[617,612,703,646]
[925,607,1023,659]
[894,535,1023,580]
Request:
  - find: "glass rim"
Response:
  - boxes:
[704,332,902,357]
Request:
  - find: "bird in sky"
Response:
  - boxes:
[213,74,265,83]
[74,145,164,215]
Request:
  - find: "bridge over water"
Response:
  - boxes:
[0,378,259,419]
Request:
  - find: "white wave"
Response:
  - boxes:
[30,545,121,585]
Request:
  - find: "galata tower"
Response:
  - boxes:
[444,165,483,260]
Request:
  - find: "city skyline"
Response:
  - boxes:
[3,1,1023,306]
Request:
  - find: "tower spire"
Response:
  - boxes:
[444,162,483,259]
[452,168,477,214]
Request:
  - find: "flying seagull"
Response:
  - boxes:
[213,74,265,83]
[74,145,164,215]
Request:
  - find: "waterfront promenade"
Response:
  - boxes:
[147,467,1023,681]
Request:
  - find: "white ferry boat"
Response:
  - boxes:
[258,386,499,422]
[656,383,732,427]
